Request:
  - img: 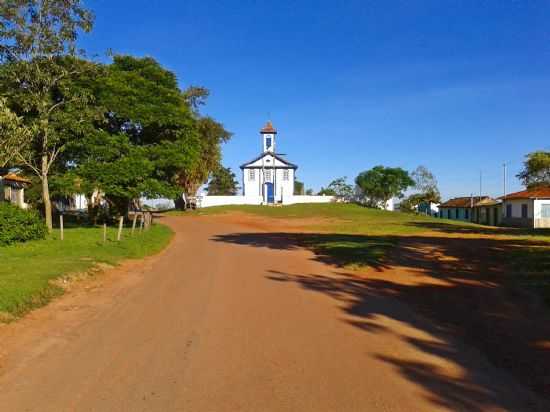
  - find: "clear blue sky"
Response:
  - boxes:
[82,0,550,199]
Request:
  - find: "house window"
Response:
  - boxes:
[455,209,459,219]
[542,204,550,218]
[521,204,528,218]
[506,204,512,218]
[448,210,452,219]
[265,169,272,181]
[465,209,470,219]
[248,169,255,181]
[283,169,289,181]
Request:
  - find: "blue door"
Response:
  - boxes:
[266,182,274,203]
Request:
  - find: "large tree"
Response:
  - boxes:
[0,98,30,167]
[206,167,239,195]
[0,0,94,231]
[64,56,206,218]
[355,166,414,209]
[517,151,550,188]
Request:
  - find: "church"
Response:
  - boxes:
[240,121,297,204]
[195,121,334,208]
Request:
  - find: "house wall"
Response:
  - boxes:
[501,199,534,228]
[242,167,294,203]
[439,207,471,221]
[534,199,550,229]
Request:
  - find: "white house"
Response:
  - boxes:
[240,121,297,204]
[500,186,550,229]
[197,122,335,208]
[0,169,30,209]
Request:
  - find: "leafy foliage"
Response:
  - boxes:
[318,177,354,199]
[517,151,550,188]
[207,167,239,195]
[294,179,304,195]
[355,166,414,209]
[0,202,46,245]
[0,0,96,231]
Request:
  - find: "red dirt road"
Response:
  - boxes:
[0,216,547,411]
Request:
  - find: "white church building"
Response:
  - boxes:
[198,122,334,208]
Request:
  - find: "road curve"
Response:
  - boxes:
[0,215,546,411]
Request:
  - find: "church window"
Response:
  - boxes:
[266,137,272,149]
[283,169,289,181]
[265,169,272,181]
[248,169,255,181]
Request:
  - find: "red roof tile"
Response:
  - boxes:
[439,196,490,208]
[501,186,550,200]
[260,121,277,134]
[2,173,31,184]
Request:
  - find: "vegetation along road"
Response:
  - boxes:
[1,204,550,411]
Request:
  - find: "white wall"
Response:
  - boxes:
[534,199,550,228]
[287,195,335,204]
[503,199,534,218]
[198,195,263,208]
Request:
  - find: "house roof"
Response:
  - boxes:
[1,172,31,184]
[473,198,501,207]
[260,121,277,134]
[439,196,490,208]
[240,152,298,169]
[500,186,550,200]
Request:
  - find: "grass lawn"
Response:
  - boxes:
[0,224,173,320]
[178,202,550,277]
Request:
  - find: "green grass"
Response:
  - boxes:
[181,202,550,273]
[0,224,173,320]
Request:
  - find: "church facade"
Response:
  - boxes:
[240,122,297,204]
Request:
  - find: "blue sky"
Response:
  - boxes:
[82,0,550,199]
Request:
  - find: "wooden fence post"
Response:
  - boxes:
[103,223,107,244]
[117,216,124,241]
[60,214,64,241]
[139,213,144,233]
[131,213,138,236]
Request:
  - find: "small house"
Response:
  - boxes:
[472,197,502,226]
[438,196,488,221]
[0,170,31,209]
[500,186,550,229]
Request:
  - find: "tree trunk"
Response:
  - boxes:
[41,155,53,232]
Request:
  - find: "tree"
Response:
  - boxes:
[517,151,550,188]
[318,177,354,200]
[355,166,414,209]
[0,0,94,231]
[294,180,304,195]
[0,98,30,167]
[411,166,441,203]
[64,56,206,218]
[305,188,314,195]
[207,167,239,195]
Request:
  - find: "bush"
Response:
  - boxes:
[0,203,47,245]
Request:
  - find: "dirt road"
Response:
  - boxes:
[0,215,547,411]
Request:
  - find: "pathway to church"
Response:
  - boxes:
[0,214,547,411]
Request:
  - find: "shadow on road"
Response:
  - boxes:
[212,231,550,410]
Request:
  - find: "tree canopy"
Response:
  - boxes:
[206,167,239,195]
[355,166,414,209]
[517,151,550,188]
[318,177,354,200]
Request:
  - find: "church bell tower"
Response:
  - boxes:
[260,121,277,153]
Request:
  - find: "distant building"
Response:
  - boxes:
[472,197,502,226]
[0,169,31,209]
[240,121,297,204]
[438,196,487,221]
[500,187,550,229]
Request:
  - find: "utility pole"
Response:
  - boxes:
[503,162,507,200]
[479,170,482,199]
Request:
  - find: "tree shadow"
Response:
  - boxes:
[212,231,550,410]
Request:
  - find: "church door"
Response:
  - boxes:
[265,182,274,203]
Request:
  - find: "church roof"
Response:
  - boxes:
[260,121,277,134]
[240,152,298,169]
